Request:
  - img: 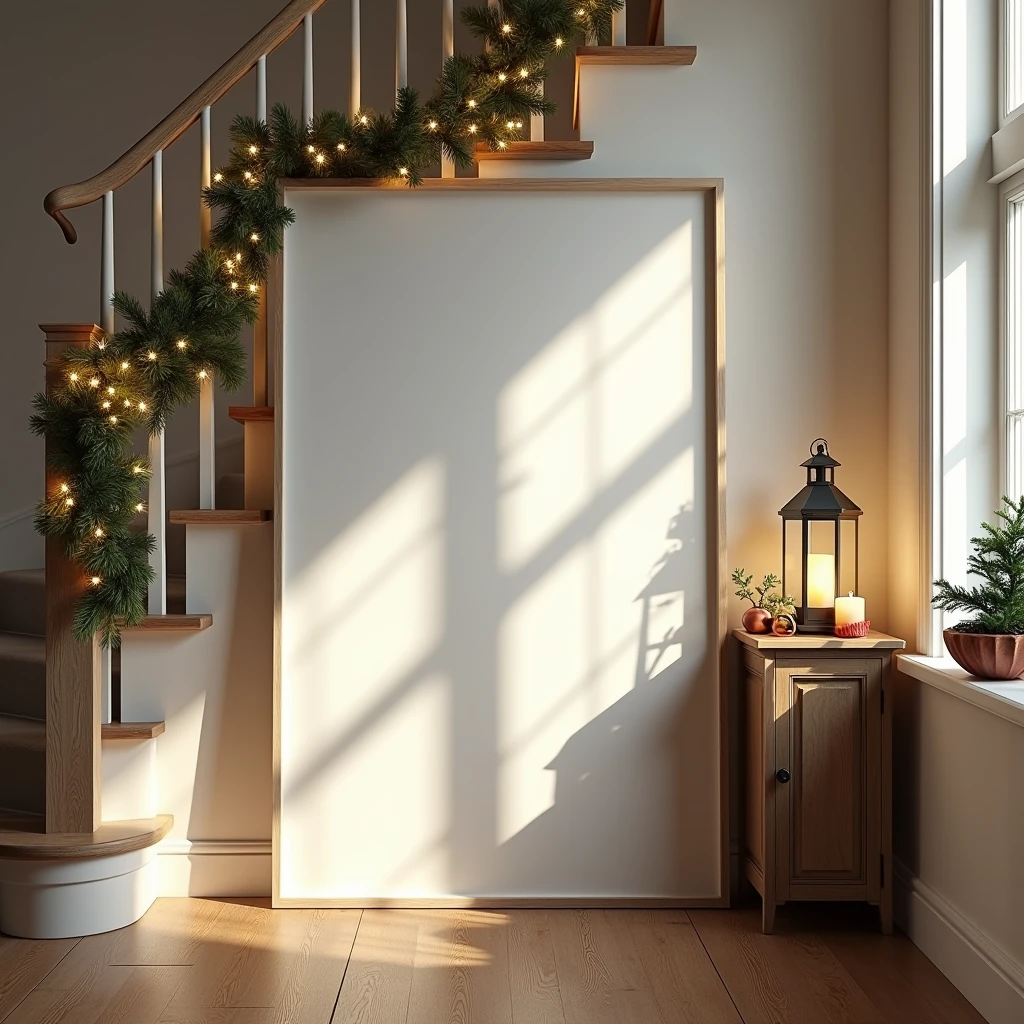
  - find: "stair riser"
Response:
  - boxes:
[0,745,45,815]
[0,659,45,721]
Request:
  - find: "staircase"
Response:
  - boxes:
[1,0,697,937]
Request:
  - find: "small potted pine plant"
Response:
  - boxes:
[933,495,1024,679]
[733,569,793,635]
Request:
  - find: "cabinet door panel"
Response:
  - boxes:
[775,659,880,892]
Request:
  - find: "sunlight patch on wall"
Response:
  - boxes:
[498,225,693,574]
[497,453,695,845]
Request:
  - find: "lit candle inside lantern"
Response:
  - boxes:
[835,592,866,627]
[806,553,835,608]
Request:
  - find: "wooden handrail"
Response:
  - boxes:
[43,0,330,244]
[647,0,664,46]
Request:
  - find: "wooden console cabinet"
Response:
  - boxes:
[735,629,905,934]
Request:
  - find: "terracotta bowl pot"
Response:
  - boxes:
[943,629,1024,680]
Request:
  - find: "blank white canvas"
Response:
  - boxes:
[278,186,720,901]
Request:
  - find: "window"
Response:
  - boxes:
[1006,0,1024,120]
[1004,174,1024,496]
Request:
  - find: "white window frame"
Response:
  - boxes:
[1003,0,1024,125]
[1001,168,1024,497]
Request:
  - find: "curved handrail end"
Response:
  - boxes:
[44,191,78,244]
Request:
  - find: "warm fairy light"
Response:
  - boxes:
[138,402,147,412]
[177,339,187,349]
[244,171,254,181]
[502,23,512,33]
[498,140,507,148]
[576,7,585,16]
[250,233,259,242]
[248,283,259,293]
[519,68,529,78]
[102,401,111,409]
[60,483,69,494]
[106,386,115,395]
[467,99,477,108]
[214,172,224,182]
[90,576,101,586]
[235,252,242,261]
[123,400,132,408]
[135,502,145,513]
[120,361,129,370]
[360,115,369,125]
[399,167,409,176]
[96,340,106,350]
[515,120,523,128]
[337,142,347,151]
[226,259,235,270]
[69,372,79,382]
[506,120,516,128]
[498,73,507,82]
[147,351,157,361]
[248,145,258,155]
[89,377,100,387]
[555,36,564,48]
[231,281,239,290]
[109,416,118,424]
[65,497,75,508]
[133,465,143,474]
[427,122,437,131]
[469,123,478,133]
[94,527,104,538]
[315,153,326,165]
[307,145,316,153]
[198,369,209,380]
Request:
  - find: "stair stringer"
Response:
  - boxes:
[119,522,274,897]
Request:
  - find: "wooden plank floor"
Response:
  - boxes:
[0,900,986,1024]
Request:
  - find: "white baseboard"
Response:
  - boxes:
[157,840,271,898]
[895,857,1024,1024]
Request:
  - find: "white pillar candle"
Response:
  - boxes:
[806,553,835,608]
[835,592,866,626]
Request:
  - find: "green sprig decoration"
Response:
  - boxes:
[32,0,622,647]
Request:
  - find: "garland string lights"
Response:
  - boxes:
[31,0,622,646]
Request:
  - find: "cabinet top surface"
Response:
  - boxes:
[732,629,905,651]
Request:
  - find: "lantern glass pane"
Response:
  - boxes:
[806,520,837,608]
[839,518,859,597]
[784,519,804,607]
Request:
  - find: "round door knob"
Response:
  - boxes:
[776,768,792,784]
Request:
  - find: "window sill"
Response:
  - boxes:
[896,654,1024,729]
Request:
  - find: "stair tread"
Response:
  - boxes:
[474,141,594,161]
[229,406,274,423]
[169,509,271,524]
[123,614,212,631]
[0,714,165,742]
[0,812,173,860]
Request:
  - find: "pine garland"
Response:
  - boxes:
[32,0,622,647]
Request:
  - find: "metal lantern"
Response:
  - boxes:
[779,438,862,633]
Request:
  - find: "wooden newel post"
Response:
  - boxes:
[40,323,104,835]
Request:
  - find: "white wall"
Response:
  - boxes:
[279,187,720,901]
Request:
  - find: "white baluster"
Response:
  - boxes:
[441,0,454,177]
[148,154,167,614]
[612,3,627,45]
[199,109,217,510]
[396,0,408,93]
[200,107,212,247]
[303,13,313,124]
[531,82,544,142]
[254,54,269,409]
[257,55,268,122]
[351,0,361,118]
[100,191,114,723]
